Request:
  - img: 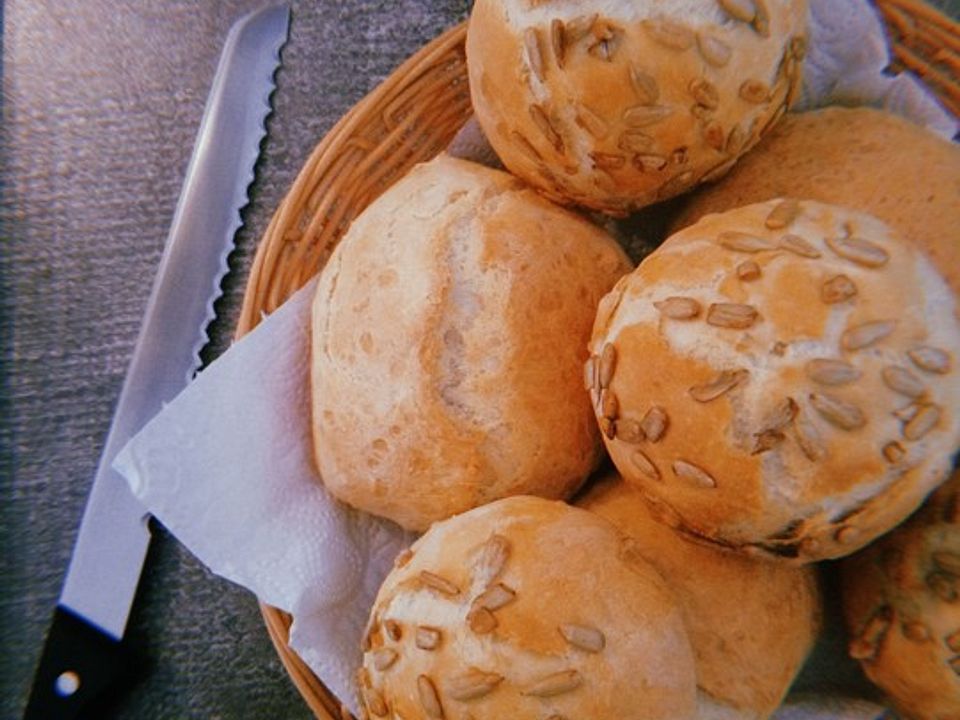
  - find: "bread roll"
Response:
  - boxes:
[840,470,960,720]
[587,199,960,562]
[311,154,632,531]
[466,0,808,214]
[669,107,960,297]
[577,471,821,719]
[359,496,698,719]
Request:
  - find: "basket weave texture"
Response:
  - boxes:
[235,4,959,719]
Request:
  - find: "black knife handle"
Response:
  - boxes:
[24,606,135,720]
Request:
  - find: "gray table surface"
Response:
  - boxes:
[2,1,958,719]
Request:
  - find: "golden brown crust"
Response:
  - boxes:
[669,107,960,299]
[311,154,632,531]
[840,470,960,720]
[587,199,960,562]
[360,496,698,719]
[576,471,822,719]
[466,0,808,214]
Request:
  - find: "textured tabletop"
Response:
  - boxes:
[1,1,958,719]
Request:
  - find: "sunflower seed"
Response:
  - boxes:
[849,607,892,660]
[511,131,543,164]
[882,366,925,398]
[600,389,619,420]
[645,18,694,50]
[474,583,516,611]
[689,369,749,402]
[928,571,958,602]
[740,79,771,104]
[719,0,757,23]
[522,670,583,697]
[634,153,669,172]
[418,675,444,718]
[842,320,895,351]
[476,534,510,585]
[809,393,866,431]
[640,406,668,442]
[467,605,498,634]
[725,124,747,155]
[901,622,929,642]
[550,19,565,67]
[947,629,960,652]
[655,296,702,320]
[672,459,717,488]
[599,417,616,439]
[779,233,821,258]
[384,619,402,641]
[835,526,860,545]
[599,343,617,388]
[825,235,890,268]
[697,33,732,66]
[394,548,414,568]
[752,429,785,454]
[764,199,800,229]
[703,120,725,151]
[623,104,673,129]
[583,356,597,391]
[882,442,906,463]
[420,571,460,597]
[588,34,620,61]
[671,146,690,165]
[524,28,545,82]
[754,397,798,452]
[630,449,661,480]
[591,152,626,171]
[793,412,827,461]
[791,35,808,60]
[416,626,442,650]
[446,669,504,701]
[718,231,775,253]
[903,405,940,440]
[752,0,770,36]
[575,103,609,139]
[618,130,654,152]
[737,260,761,281]
[364,687,389,717]
[629,64,660,105]
[559,623,606,652]
[934,552,960,576]
[821,274,858,303]
[372,647,398,671]
[805,359,862,386]
[690,78,720,109]
[529,104,563,153]
[615,419,645,444]
[564,14,597,44]
[771,341,788,356]
[908,346,952,374]
[707,303,759,329]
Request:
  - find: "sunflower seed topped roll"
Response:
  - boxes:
[840,470,960,720]
[360,496,698,719]
[587,199,960,562]
[466,0,808,214]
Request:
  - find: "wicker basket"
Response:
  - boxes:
[234,4,959,718]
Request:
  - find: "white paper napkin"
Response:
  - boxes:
[115,1,953,716]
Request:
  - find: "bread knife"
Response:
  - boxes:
[23,5,290,718]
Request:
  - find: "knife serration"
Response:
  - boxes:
[58,2,289,643]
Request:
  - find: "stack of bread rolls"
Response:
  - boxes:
[305,1,960,717]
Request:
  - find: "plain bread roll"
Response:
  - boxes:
[311,154,632,531]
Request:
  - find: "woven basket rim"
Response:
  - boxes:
[236,2,959,718]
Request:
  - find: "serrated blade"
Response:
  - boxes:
[59,3,289,642]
